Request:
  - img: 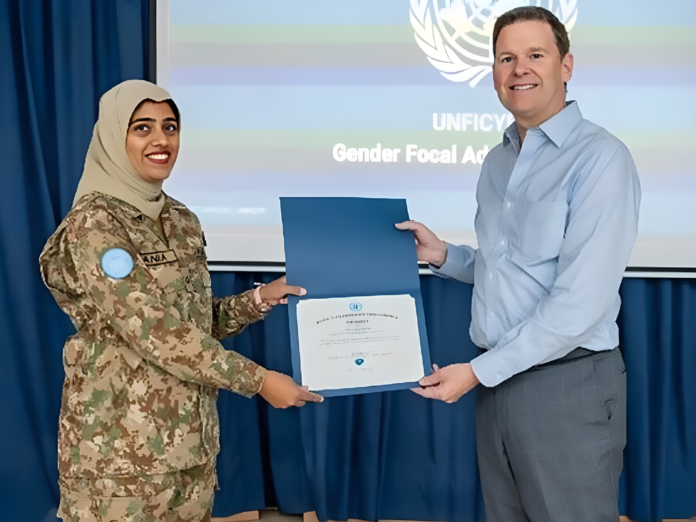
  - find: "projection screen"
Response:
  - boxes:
[157,0,696,274]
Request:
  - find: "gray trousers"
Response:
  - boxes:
[475,348,626,522]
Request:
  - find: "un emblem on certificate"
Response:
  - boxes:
[410,0,578,86]
[350,302,363,311]
[355,358,365,366]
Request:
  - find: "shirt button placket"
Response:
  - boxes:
[489,134,540,342]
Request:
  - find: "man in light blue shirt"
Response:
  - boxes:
[399,6,640,522]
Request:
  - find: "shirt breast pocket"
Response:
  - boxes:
[150,262,184,295]
[514,201,568,261]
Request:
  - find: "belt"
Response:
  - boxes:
[477,347,600,371]
[530,347,597,369]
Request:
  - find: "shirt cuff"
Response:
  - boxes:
[244,287,270,319]
[227,355,268,398]
[429,243,469,280]
[470,349,513,388]
[248,365,268,397]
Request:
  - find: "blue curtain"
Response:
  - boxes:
[618,278,696,521]
[211,274,696,522]
[1,1,695,521]
[211,273,485,521]
[0,1,152,521]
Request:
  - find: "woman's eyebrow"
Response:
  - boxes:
[130,117,155,125]
[129,117,178,126]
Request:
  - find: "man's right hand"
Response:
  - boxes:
[258,370,324,408]
[394,221,448,267]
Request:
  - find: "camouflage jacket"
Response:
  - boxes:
[40,192,267,479]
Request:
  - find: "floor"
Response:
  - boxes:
[211,509,695,522]
[258,509,302,521]
[213,509,303,522]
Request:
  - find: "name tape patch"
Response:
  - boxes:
[140,250,178,267]
[101,248,134,279]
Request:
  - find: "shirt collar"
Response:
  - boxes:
[539,100,583,147]
[503,122,520,152]
[503,100,583,150]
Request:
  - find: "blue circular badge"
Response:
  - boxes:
[101,248,134,279]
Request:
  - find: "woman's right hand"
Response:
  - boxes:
[258,276,306,305]
[259,371,324,408]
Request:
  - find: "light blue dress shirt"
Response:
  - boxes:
[432,101,641,387]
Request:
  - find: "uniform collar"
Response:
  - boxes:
[503,100,583,150]
[102,192,175,221]
[101,193,145,219]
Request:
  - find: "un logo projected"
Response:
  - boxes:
[410,0,578,86]
[350,303,363,311]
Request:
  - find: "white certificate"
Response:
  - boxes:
[296,294,425,391]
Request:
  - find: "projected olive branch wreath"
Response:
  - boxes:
[410,0,578,87]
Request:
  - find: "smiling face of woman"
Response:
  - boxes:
[126,101,180,184]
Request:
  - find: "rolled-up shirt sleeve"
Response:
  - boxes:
[471,144,640,387]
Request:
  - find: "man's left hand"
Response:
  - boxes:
[411,363,480,403]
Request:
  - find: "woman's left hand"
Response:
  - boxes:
[258,276,307,305]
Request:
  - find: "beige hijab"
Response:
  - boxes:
[73,80,178,221]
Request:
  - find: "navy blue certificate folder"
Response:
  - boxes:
[281,197,432,397]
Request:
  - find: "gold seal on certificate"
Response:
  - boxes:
[296,294,425,392]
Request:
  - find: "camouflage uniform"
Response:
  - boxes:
[40,192,268,521]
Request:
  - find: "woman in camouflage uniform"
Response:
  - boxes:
[40,80,322,522]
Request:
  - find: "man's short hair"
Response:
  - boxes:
[492,7,570,60]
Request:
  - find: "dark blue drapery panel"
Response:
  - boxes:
[211,274,696,522]
[618,278,696,521]
[211,272,484,521]
[296,275,484,522]
[0,2,151,521]
[212,273,316,517]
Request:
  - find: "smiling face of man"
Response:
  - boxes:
[492,20,574,133]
